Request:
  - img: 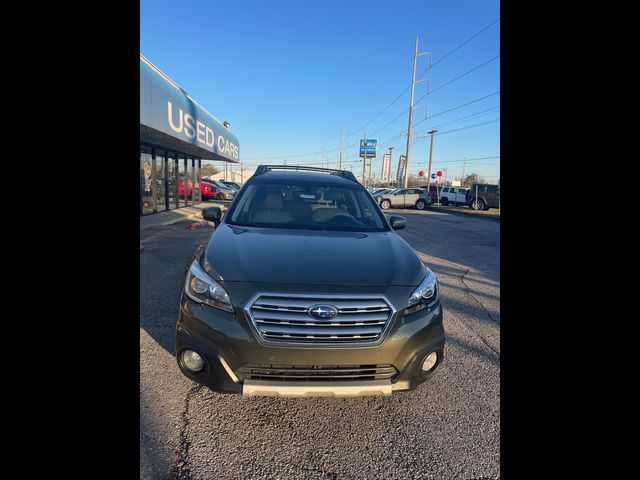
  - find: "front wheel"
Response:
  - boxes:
[470,198,485,210]
[380,199,391,210]
[415,200,426,210]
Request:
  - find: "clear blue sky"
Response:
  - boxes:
[141,0,500,182]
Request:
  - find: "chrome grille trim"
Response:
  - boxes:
[236,364,398,382]
[244,293,397,347]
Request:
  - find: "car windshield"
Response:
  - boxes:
[226,180,389,232]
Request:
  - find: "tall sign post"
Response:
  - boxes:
[360,137,377,187]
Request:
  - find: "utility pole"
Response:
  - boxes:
[362,133,367,187]
[462,158,466,184]
[368,157,372,186]
[240,160,244,183]
[444,166,447,185]
[403,36,419,188]
[339,126,343,170]
[426,129,437,188]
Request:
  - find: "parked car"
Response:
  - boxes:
[466,183,500,210]
[372,188,394,200]
[179,177,220,200]
[221,181,242,190]
[378,188,432,210]
[439,186,469,206]
[177,165,445,396]
[419,185,440,203]
[200,180,219,200]
[203,179,236,200]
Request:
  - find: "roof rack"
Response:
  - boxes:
[254,165,359,183]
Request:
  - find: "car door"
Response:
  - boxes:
[392,189,407,207]
[486,185,498,207]
[405,189,419,207]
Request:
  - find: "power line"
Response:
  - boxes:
[426,106,500,129]
[359,57,500,143]
[416,18,500,81]
[438,118,500,136]
[418,0,461,38]
[342,0,460,125]
[414,54,500,105]
[414,90,500,128]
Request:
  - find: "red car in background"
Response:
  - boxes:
[420,185,440,203]
[178,178,219,200]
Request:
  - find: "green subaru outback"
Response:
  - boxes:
[176,166,445,397]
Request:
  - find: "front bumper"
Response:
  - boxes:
[175,292,445,396]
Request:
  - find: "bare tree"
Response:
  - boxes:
[201,164,221,178]
[462,173,486,187]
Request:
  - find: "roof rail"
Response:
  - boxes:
[254,165,359,183]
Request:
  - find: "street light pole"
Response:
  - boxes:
[426,129,438,189]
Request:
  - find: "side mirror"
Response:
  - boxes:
[202,206,222,226]
[388,215,406,230]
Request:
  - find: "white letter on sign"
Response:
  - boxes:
[196,121,206,145]
[167,101,183,133]
[184,114,196,138]
[206,127,214,147]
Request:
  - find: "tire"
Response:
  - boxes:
[415,200,426,210]
[470,198,485,210]
[380,199,391,210]
[441,197,449,206]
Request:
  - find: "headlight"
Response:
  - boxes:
[184,259,234,312]
[406,267,438,314]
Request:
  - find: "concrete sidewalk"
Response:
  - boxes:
[140,201,229,231]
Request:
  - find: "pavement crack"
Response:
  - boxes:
[455,268,501,358]
[170,383,202,480]
[460,269,499,326]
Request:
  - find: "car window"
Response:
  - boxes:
[487,185,498,193]
[226,181,389,232]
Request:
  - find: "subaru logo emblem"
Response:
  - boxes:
[308,304,338,320]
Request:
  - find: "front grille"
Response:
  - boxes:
[245,294,395,345]
[236,364,398,382]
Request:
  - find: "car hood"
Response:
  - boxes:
[202,224,426,286]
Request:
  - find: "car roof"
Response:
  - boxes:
[251,170,361,187]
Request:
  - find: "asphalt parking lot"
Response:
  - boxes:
[140,207,500,479]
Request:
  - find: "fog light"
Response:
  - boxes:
[421,352,438,372]
[182,350,204,372]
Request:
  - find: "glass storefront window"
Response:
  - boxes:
[141,147,154,215]
[154,149,167,212]
[193,158,201,204]
[141,145,209,214]
[178,155,188,205]
[167,152,178,209]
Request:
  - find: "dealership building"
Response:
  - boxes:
[140,54,240,215]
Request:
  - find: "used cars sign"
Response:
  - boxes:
[140,55,240,162]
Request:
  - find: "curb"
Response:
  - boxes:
[429,206,500,221]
